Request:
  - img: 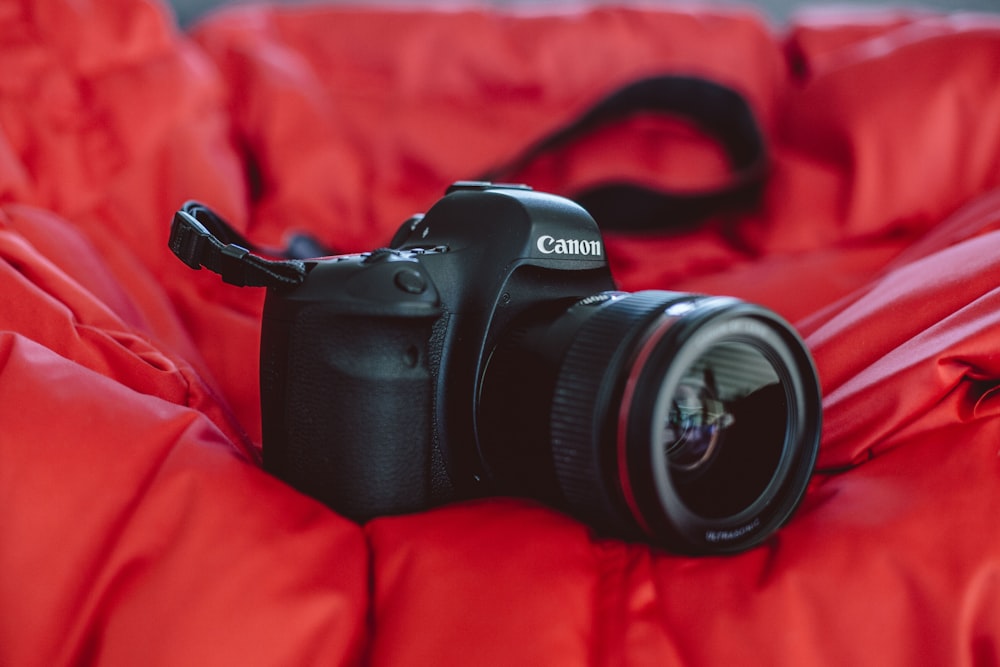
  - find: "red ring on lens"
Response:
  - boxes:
[615,315,678,538]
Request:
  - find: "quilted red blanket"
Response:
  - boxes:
[2,0,999,664]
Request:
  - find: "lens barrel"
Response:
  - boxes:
[477,290,821,554]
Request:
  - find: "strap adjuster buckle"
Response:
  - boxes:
[168,202,308,290]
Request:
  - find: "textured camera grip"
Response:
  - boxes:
[269,308,435,522]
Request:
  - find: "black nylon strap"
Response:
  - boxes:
[169,202,307,288]
[479,74,769,232]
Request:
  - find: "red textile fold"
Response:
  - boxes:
[1,1,998,664]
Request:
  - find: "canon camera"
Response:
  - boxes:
[170,182,822,554]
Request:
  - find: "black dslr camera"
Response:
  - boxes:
[170,182,821,554]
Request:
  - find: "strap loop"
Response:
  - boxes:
[169,202,308,288]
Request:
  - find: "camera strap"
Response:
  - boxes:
[170,75,766,278]
[169,202,308,288]
[478,74,768,232]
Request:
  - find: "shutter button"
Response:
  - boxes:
[394,268,427,294]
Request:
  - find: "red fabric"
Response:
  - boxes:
[1,0,999,664]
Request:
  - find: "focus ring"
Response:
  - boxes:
[550,291,685,535]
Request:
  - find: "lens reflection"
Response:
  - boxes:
[660,340,787,518]
[663,370,735,474]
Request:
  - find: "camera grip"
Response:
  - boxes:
[263,308,435,522]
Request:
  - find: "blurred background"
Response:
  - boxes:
[169,0,999,26]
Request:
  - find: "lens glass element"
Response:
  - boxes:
[658,340,788,519]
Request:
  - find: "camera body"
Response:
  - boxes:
[244,182,821,554]
[260,182,616,521]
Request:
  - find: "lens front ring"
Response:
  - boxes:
[622,304,817,552]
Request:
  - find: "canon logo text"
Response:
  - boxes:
[536,235,603,257]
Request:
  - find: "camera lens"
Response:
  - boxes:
[476,291,821,554]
